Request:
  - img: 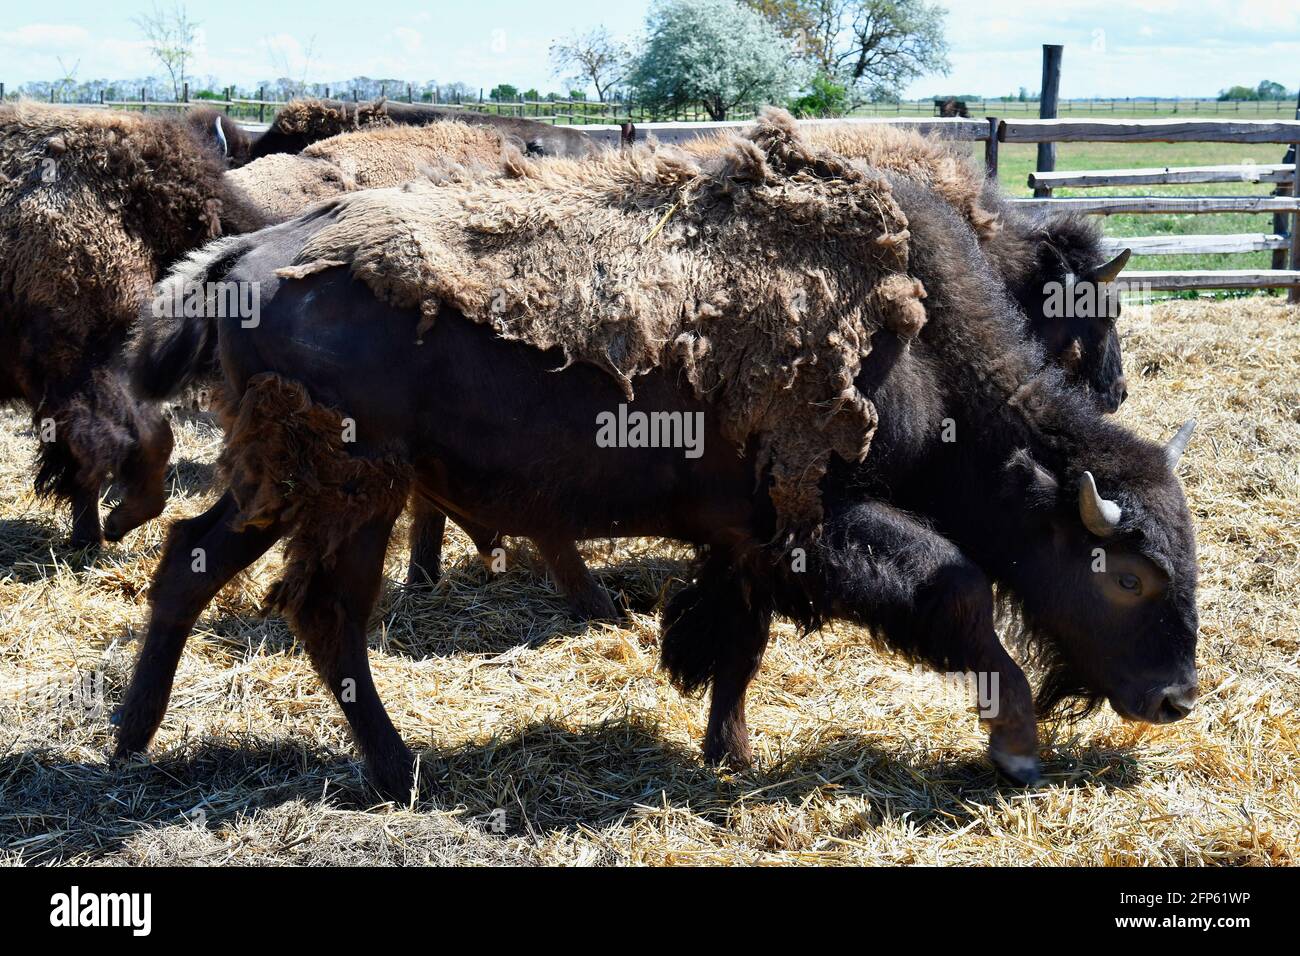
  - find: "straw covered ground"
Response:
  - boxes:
[0,297,1296,866]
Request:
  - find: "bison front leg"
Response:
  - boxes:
[114,491,284,757]
[819,500,1042,785]
[661,557,772,768]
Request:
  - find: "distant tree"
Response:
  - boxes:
[1257,80,1289,100]
[788,72,850,116]
[489,84,520,102]
[53,57,80,102]
[1218,85,1259,101]
[522,88,541,102]
[134,2,199,101]
[550,27,629,103]
[629,0,796,121]
[267,34,317,99]
[441,81,474,103]
[746,0,949,103]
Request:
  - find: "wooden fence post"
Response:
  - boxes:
[258,86,265,123]
[1272,90,1300,302]
[182,81,188,102]
[1292,143,1300,304]
[1034,44,1063,198]
[985,116,1000,178]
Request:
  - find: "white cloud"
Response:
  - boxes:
[392,27,423,55]
[0,23,92,50]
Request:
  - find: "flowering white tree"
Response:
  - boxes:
[629,0,797,120]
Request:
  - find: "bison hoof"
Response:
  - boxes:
[368,749,420,803]
[567,588,620,624]
[702,738,753,771]
[405,567,440,588]
[990,747,1044,786]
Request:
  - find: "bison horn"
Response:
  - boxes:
[1087,248,1131,285]
[1079,471,1122,537]
[1165,419,1197,469]
[214,116,229,159]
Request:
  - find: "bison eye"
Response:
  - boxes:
[1117,573,1141,593]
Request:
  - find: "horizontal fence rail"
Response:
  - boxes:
[1000,118,1300,143]
[1028,163,1296,189]
[1121,269,1300,290]
[1098,234,1290,255]
[569,116,991,147]
[1010,195,1300,214]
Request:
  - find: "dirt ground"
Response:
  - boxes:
[0,296,1296,866]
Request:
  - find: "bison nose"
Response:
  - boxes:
[1152,681,1198,723]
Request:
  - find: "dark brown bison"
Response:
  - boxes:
[935,98,971,118]
[0,103,266,548]
[248,98,597,161]
[116,120,1199,799]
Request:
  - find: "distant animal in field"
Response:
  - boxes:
[935,98,970,118]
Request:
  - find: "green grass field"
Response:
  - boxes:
[994,140,1291,277]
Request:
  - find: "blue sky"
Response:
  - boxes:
[2,1,1298,98]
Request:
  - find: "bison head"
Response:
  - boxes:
[1002,421,1199,724]
[1015,216,1130,414]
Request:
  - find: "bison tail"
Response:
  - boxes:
[129,237,252,400]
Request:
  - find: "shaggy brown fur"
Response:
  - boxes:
[262,97,393,142]
[273,108,927,530]
[683,122,999,241]
[227,122,524,223]
[0,103,266,538]
[214,374,412,618]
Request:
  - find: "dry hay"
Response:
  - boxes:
[271,109,926,531]
[0,296,1296,866]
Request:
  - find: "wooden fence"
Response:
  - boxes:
[12,88,1299,297]
[584,114,1300,298]
[1005,116,1300,299]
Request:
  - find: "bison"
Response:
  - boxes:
[0,103,265,548]
[248,98,597,161]
[114,115,1199,799]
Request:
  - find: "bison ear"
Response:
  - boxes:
[1005,449,1059,503]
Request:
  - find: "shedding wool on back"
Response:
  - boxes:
[683,121,999,242]
[227,122,522,222]
[275,108,928,530]
[0,103,228,341]
[263,97,393,141]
